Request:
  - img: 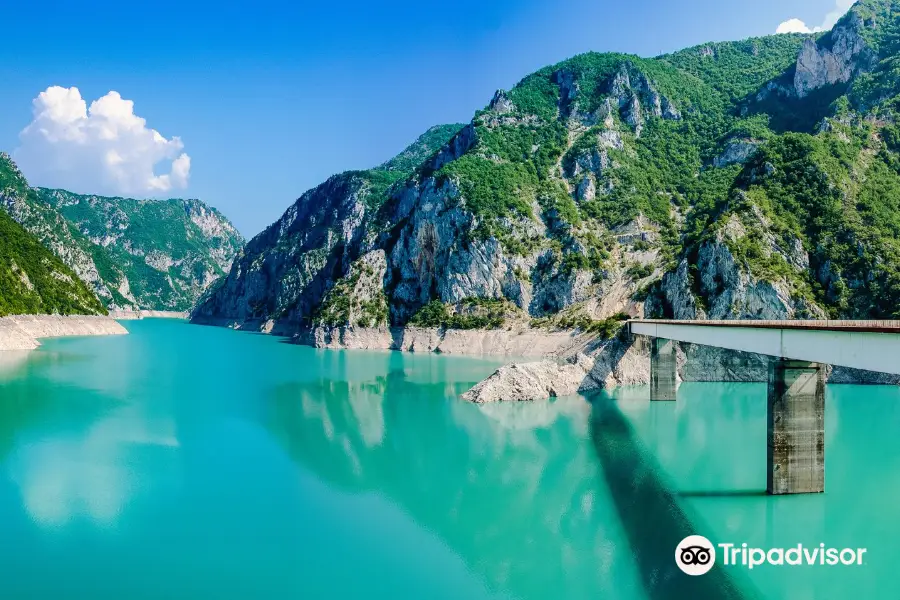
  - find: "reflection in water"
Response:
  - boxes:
[0,351,31,377]
[267,372,647,600]
[590,392,755,599]
[9,403,180,527]
[472,395,590,432]
[1,351,179,529]
[5,321,900,599]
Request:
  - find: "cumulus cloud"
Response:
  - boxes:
[776,0,854,35]
[776,18,814,34]
[16,86,191,196]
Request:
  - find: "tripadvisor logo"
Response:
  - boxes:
[675,535,716,576]
[675,536,868,575]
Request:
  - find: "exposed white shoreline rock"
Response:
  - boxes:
[303,325,590,357]
[462,335,900,403]
[190,317,594,357]
[462,354,599,403]
[109,310,188,320]
[189,317,900,403]
[0,315,128,351]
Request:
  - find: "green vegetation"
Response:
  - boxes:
[314,261,390,328]
[626,263,654,280]
[661,35,808,103]
[36,189,244,311]
[202,0,900,327]
[0,210,105,316]
[580,120,698,227]
[381,124,466,173]
[733,129,900,317]
[408,298,515,330]
[530,311,629,339]
[438,155,537,221]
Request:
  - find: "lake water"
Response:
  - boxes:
[0,319,898,599]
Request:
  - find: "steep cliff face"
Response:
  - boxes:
[196,0,900,363]
[0,154,110,309]
[0,207,107,317]
[794,10,875,98]
[31,189,243,311]
[0,152,243,312]
[192,124,467,325]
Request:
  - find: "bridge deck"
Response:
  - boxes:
[629,320,900,376]
[633,320,900,333]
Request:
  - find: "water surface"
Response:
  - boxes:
[0,320,898,599]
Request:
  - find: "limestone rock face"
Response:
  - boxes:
[604,63,681,136]
[315,250,389,328]
[387,178,530,321]
[713,138,762,168]
[794,12,873,98]
[193,172,374,324]
[302,325,585,357]
[529,256,594,316]
[651,260,701,320]
[489,90,515,114]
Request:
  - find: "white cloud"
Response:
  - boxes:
[776,18,813,34]
[16,86,191,196]
[776,0,855,35]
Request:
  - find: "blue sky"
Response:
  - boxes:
[0,0,851,237]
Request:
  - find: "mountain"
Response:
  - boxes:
[192,123,465,325]
[193,0,900,336]
[0,152,244,312]
[34,189,244,311]
[0,207,105,317]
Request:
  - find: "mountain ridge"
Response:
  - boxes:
[0,149,244,313]
[193,0,900,343]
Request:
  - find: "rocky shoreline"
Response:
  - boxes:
[463,333,900,403]
[0,315,128,351]
[189,318,900,402]
[190,318,597,357]
[109,310,188,320]
[299,324,593,357]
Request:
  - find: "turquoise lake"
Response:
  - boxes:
[0,319,899,599]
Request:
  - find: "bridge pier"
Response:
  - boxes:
[767,359,825,495]
[650,338,677,401]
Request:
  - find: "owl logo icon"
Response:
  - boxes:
[675,535,716,575]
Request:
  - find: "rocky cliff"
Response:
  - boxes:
[195,0,900,398]
[0,208,106,318]
[192,124,466,325]
[0,152,244,312]
[33,188,244,311]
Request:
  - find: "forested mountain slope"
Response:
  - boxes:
[0,152,244,312]
[0,208,105,317]
[193,0,900,333]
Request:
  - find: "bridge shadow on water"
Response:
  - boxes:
[588,393,759,600]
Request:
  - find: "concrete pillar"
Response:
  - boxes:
[650,337,677,401]
[767,360,825,495]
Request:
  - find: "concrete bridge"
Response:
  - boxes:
[629,320,900,496]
